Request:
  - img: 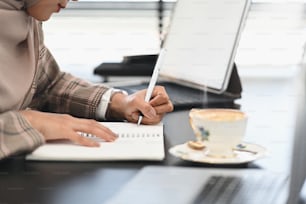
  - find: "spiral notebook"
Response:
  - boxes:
[25,122,164,161]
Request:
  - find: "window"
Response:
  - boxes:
[236,1,306,67]
[44,0,306,81]
[65,0,306,67]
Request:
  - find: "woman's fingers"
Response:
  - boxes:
[68,132,100,147]
[72,118,118,142]
[149,87,174,114]
[20,110,118,147]
[139,114,164,125]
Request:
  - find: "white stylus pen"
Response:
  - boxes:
[137,48,166,125]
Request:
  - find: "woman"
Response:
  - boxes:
[0,0,173,159]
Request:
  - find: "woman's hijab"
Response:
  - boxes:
[0,0,40,112]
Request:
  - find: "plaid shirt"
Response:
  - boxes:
[0,21,110,160]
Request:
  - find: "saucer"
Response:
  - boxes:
[168,142,267,164]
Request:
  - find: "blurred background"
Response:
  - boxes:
[43,0,306,82]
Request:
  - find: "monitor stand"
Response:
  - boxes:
[223,62,242,99]
[93,54,157,82]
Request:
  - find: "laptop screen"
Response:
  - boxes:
[160,0,250,94]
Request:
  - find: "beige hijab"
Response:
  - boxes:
[0,0,40,112]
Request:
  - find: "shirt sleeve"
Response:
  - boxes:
[96,88,128,120]
[96,88,113,120]
[0,111,45,160]
[28,47,111,120]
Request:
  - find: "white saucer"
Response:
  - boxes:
[169,142,267,164]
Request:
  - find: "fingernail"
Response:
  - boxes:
[92,142,100,147]
[148,109,156,119]
[111,134,118,141]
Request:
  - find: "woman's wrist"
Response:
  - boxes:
[19,110,45,137]
[20,110,35,125]
[106,90,128,120]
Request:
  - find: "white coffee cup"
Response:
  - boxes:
[189,108,248,158]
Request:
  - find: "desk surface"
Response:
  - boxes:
[0,73,298,204]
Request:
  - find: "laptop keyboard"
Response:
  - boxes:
[116,82,237,110]
[193,174,288,204]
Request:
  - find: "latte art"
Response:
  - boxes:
[191,109,245,122]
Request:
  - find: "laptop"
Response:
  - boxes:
[105,67,306,204]
[116,0,250,110]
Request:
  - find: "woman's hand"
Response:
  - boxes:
[107,86,174,124]
[20,110,118,147]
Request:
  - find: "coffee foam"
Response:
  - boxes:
[191,109,245,121]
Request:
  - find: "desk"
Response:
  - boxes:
[0,71,298,204]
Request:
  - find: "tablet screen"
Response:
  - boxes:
[160,0,250,93]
